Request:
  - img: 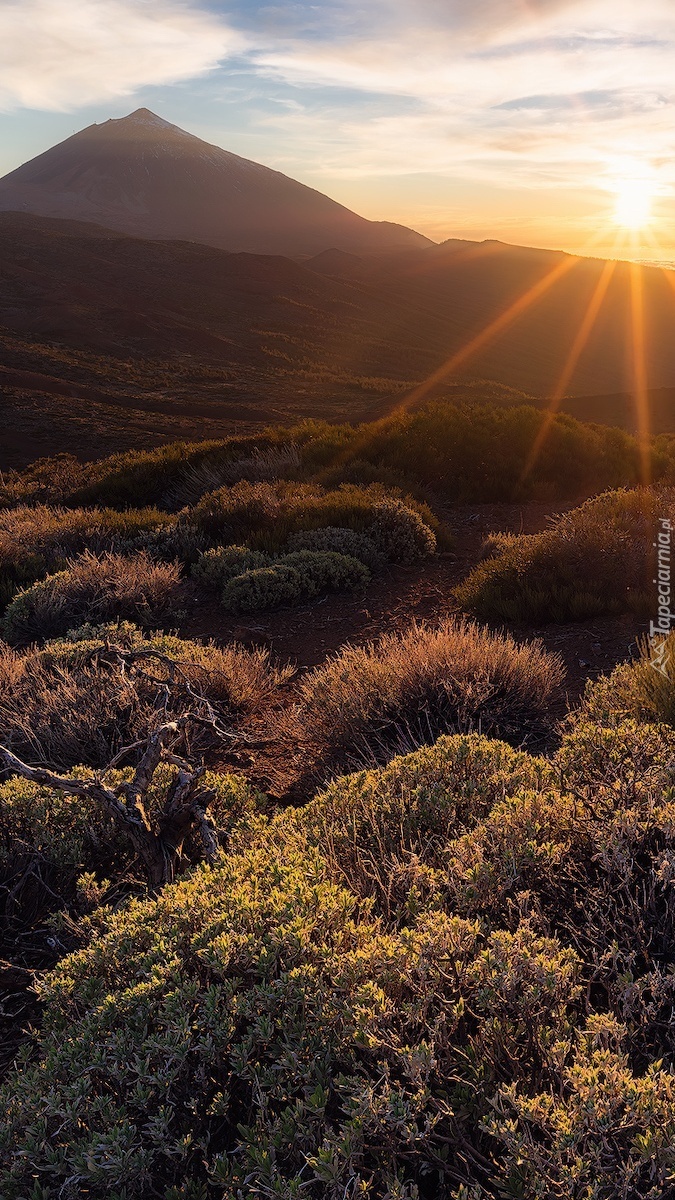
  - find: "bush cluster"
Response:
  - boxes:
[189,480,437,559]
[456,487,674,624]
[0,504,174,609]
[3,713,675,1197]
[1,551,183,645]
[0,622,291,768]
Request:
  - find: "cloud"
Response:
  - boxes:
[0,0,244,111]
[241,0,675,200]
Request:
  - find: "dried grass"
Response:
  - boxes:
[286,617,564,778]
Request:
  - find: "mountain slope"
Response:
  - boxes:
[0,109,432,257]
[3,213,675,467]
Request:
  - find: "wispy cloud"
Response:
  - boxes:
[239,0,675,199]
[0,0,245,111]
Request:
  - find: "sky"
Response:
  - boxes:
[0,0,674,259]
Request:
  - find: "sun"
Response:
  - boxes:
[612,178,655,230]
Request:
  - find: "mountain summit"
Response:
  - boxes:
[0,109,432,256]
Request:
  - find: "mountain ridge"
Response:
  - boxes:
[0,109,433,257]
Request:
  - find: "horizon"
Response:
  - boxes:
[0,1,674,264]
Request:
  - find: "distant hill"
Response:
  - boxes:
[0,109,432,257]
[3,212,675,466]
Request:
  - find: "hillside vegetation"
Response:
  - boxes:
[0,408,672,1199]
[2,399,673,512]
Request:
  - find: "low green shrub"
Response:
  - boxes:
[279,550,370,592]
[367,496,436,561]
[287,525,385,569]
[219,552,370,614]
[456,487,673,624]
[192,544,271,591]
[221,562,305,613]
[0,623,291,768]
[287,616,564,776]
[295,735,553,921]
[1,552,183,645]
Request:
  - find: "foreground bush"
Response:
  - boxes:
[0,504,174,609]
[0,623,291,768]
[287,617,564,776]
[0,765,259,925]
[456,487,673,624]
[576,631,675,730]
[1,551,183,645]
[4,719,675,1197]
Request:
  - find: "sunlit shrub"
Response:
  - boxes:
[577,630,675,729]
[1,551,183,645]
[0,504,174,609]
[456,487,672,624]
[0,623,291,767]
[287,617,564,776]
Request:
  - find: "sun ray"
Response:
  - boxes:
[520,258,617,484]
[396,252,582,414]
[629,261,651,485]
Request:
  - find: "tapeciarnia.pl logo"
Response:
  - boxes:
[650,517,673,678]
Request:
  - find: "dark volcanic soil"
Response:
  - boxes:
[179,501,643,747]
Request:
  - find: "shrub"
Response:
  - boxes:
[287,617,564,776]
[296,734,553,920]
[189,480,437,558]
[279,550,370,592]
[1,551,183,645]
[456,487,673,624]
[287,525,385,570]
[0,765,260,921]
[0,505,175,609]
[0,623,291,768]
[220,553,370,614]
[192,544,272,591]
[367,497,436,561]
[166,442,301,509]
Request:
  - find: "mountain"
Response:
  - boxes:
[0,109,432,257]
